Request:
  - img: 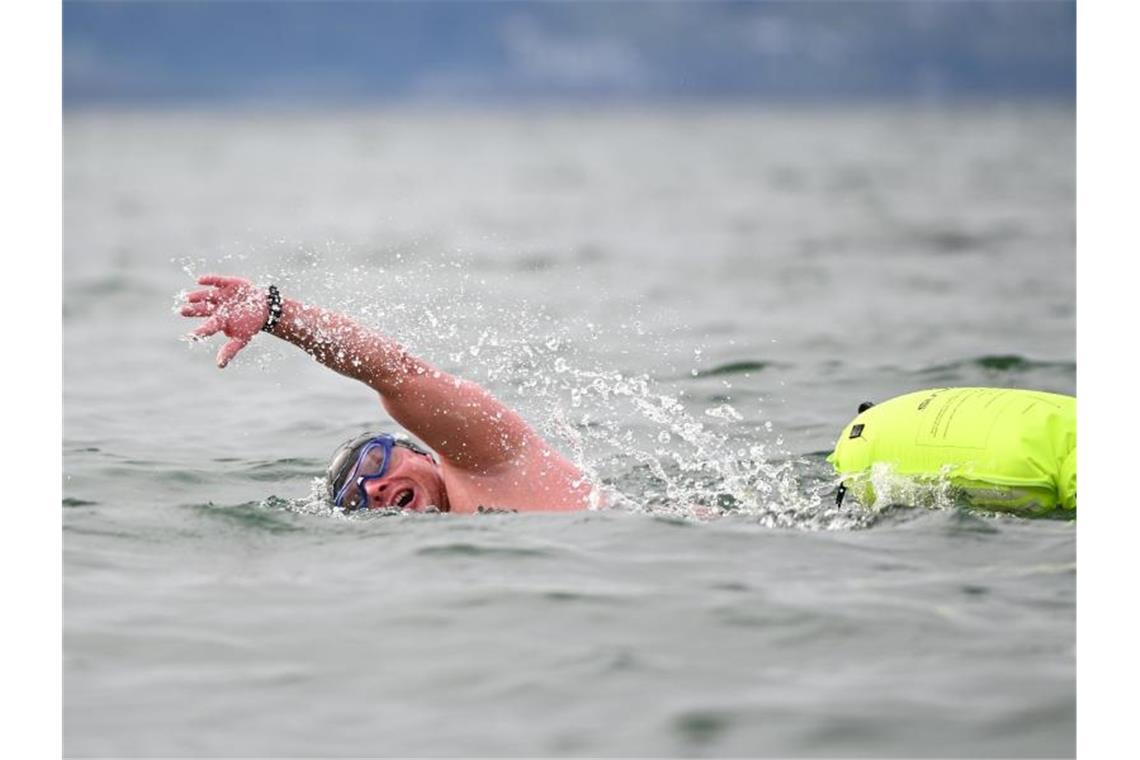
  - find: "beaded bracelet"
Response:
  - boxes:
[262,285,283,333]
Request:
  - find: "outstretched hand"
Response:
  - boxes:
[180,275,269,368]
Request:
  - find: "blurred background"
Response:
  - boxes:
[65,1,1074,106]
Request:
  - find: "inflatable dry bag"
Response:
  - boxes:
[828,388,1075,515]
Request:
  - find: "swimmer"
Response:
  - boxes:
[180,275,592,514]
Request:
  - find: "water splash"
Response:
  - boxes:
[177,244,860,529]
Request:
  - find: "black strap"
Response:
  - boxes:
[262,285,283,333]
[835,483,847,507]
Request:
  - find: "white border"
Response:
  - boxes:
[2,0,62,757]
[1077,0,1137,755]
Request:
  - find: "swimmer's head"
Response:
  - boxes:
[326,432,448,513]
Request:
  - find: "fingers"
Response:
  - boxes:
[190,316,223,340]
[197,274,246,288]
[217,337,250,368]
[184,287,222,304]
[184,275,256,367]
[180,301,216,318]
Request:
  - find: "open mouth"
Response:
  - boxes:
[393,488,415,509]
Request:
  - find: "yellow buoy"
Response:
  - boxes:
[828,388,1075,515]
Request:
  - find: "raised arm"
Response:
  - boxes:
[181,275,541,473]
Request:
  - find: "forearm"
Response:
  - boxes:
[268,298,417,392]
[267,298,532,469]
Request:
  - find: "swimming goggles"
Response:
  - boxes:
[328,433,433,512]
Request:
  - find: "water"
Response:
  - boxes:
[64,104,1075,757]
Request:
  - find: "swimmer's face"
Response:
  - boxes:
[358,446,449,512]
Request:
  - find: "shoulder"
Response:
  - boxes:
[438,446,592,513]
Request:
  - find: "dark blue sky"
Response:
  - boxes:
[63,1,1076,107]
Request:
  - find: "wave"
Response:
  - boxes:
[187,500,304,533]
[415,542,553,558]
[917,354,1075,375]
[906,222,1026,254]
[691,360,783,378]
[241,457,327,482]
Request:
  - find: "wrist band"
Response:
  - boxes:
[262,285,283,333]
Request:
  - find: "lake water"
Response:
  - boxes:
[64,104,1075,757]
